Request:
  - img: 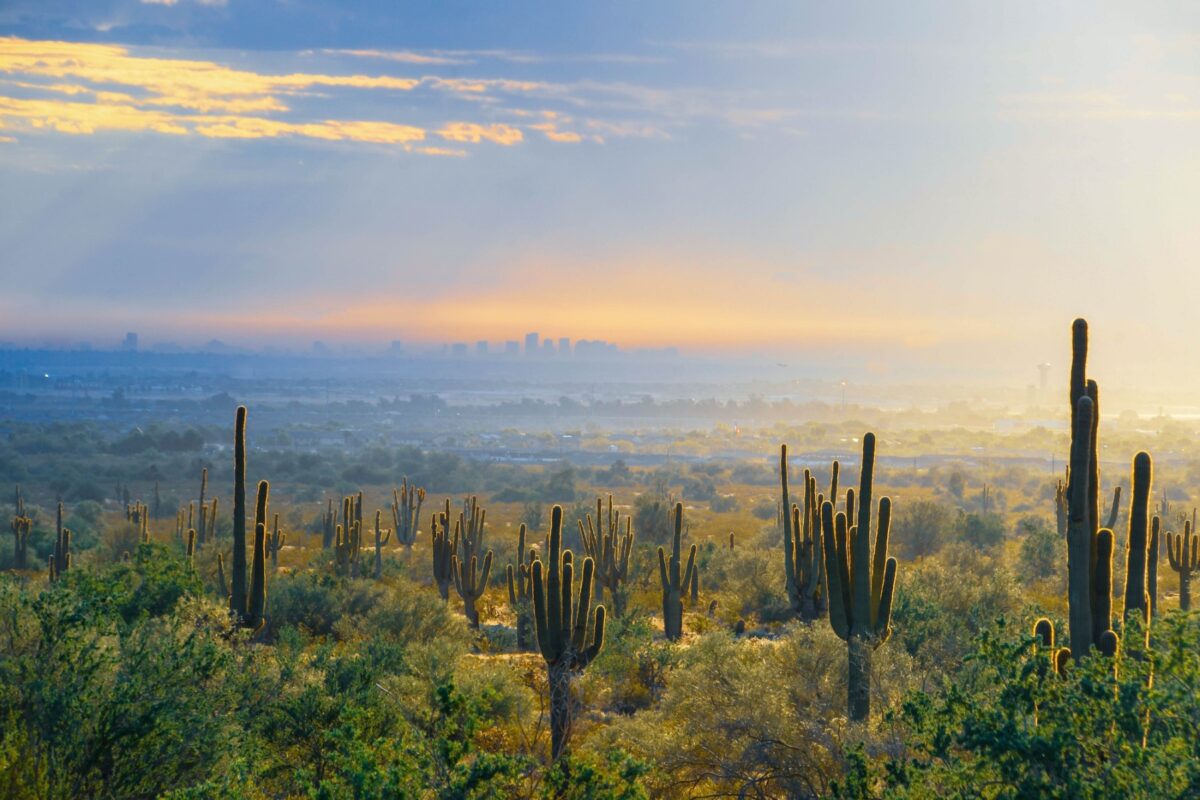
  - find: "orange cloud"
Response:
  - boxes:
[437,122,523,145]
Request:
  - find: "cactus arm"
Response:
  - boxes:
[1106,486,1122,529]
[873,557,897,643]
[683,544,697,594]
[871,496,892,616]
[573,557,595,652]
[821,502,850,640]
[852,434,876,633]
[532,559,556,662]
[657,547,668,591]
[231,406,247,618]
[1122,452,1152,620]
[1092,528,1114,646]
[579,605,606,668]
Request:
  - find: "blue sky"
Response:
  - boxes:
[2,2,1200,388]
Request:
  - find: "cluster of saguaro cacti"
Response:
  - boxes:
[820,432,897,722]
[227,406,268,633]
[578,495,634,618]
[658,502,696,642]
[781,445,835,621]
[532,505,606,760]
[1064,319,1159,661]
[390,478,425,550]
[1166,512,1198,611]
[506,523,535,649]
[11,485,31,569]
[267,514,285,569]
[49,502,72,582]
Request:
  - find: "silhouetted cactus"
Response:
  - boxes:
[1106,486,1122,530]
[391,478,425,549]
[197,468,208,545]
[53,503,71,578]
[267,513,285,569]
[216,552,228,600]
[231,406,248,619]
[322,499,336,550]
[689,560,699,605]
[1122,452,1153,635]
[1149,515,1160,616]
[372,510,389,579]
[11,485,30,569]
[532,505,606,760]
[658,502,696,641]
[579,495,634,617]
[1055,480,1067,538]
[1166,518,1198,611]
[431,510,455,600]
[506,523,534,649]
[820,432,897,723]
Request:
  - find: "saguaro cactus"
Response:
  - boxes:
[267,514,285,569]
[532,505,606,760]
[186,528,196,565]
[1122,452,1153,630]
[372,510,390,579]
[53,503,71,578]
[506,523,535,649]
[197,468,208,545]
[11,486,30,569]
[658,502,696,641]
[452,542,493,628]
[322,499,336,549]
[781,446,829,621]
[431,511,455,600]
[1149,516,1161,616]
[1065,320,1121,660]
[1167,518,1198,611]
[391,478,425,550]
[231,406,248,619]
[579,495,634,617]
[820,432,898,723]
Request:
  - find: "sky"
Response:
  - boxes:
[2,2,1200,388]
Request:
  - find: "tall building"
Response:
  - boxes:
[389,340,405,355]
[476,340,488,355]
[451,342,468,357]
[121,332,138,352]
[558,337,571,356]
[542,338,556,356]
[524,332,539,356]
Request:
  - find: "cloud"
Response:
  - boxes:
[436,122,523,145]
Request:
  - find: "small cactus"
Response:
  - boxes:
[372,510,390,579]
[267,514,285,569]
[452,544,493,628]
[1166,517,1198,611]
[578,495,634,617]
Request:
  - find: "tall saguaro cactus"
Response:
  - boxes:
[1065,320,1121,660]
[228,406,268,632]
[1167,518,1198,611]
[658,502,696,641]
[532,505,606,760]
[431,511,455,600]
[11,485,30,569]
[820,432,898,723]
[781,445,828,621]
[452,543,493,628]
[1122,452,1153,629]
[231,406,248,619]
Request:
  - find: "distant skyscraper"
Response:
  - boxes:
[505,340,520,355]
[451,342,468,357]
[524,332,539,356]
[476,340,488,355]
[558,337,571,356]
[121,332,138,352]
[542,338,556,356]
[389,340,405,355]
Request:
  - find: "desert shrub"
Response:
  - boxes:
[961,512,1005,549]
[585,613,677,714]
[893,498,956,559]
